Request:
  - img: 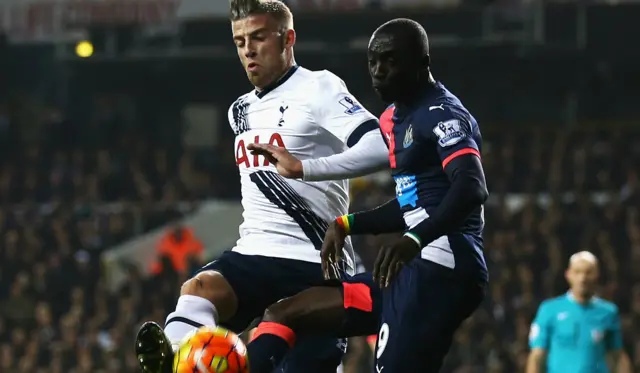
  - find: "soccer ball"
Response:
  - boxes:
[174,326,249,373]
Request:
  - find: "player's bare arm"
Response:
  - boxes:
[319,219,347,279]
[320,199,405,279]
[525,348,547,373]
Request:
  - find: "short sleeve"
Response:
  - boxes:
[313,71,378,148]
[529,302,552,350]
[606,306,623,351]
[420,107,480,168]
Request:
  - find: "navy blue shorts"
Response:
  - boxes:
[199,250,345,373]
[337,273,382,337]
[340,259,486,373]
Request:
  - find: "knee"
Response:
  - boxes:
[180,271,238,319]
[181,271,227,298]
[261,287,343,331]
[262,298,297,327]
[261,287,347,335]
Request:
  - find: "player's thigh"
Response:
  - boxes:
[279,274,381,373]
[264,273,381,337]
[339,273,382,337]
[200,251,325,332]
[374,260,485,373]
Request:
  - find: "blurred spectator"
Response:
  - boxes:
[151,225,204,275]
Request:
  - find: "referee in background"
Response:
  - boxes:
[526,251,633,373]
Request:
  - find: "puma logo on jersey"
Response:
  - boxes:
[429,104,444,111]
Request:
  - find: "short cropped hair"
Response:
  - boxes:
[376,18,429,58]
[229,0,294,29]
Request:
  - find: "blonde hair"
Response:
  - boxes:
[229,0,294,30]
[569,250,598,266]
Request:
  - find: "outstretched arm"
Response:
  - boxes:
[301,125,389,181]
[247,128,388,181]
[320,198,405,278]
[249,74,389,181]
[339,198,405,235]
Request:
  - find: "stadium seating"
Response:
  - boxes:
[1,116,638,372]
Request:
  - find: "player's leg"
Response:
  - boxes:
[246,286,344,373]
[336,336,371,373]
[276,319,347,373]
[281,277,381,373]
[373,259,485,373]
[136,252,267,373]
[247,274,381,373]
[164,270,237,338]
[136,274,237,373]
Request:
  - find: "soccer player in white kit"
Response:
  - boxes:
[134,1,389,373]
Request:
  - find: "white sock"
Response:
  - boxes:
[164,295,218,349]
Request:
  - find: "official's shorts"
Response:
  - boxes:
[199,250,345,373]
[338,259,486,373]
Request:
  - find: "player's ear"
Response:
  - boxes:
[422,54,430,69]
[283,29,296,49]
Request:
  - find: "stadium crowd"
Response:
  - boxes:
[1,106,638,373]
[0,0,638,366]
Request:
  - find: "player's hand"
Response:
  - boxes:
[320,220,347,280]
[247,143,303,179]
[373,236,421,288]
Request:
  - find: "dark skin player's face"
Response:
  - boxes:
[367,33,421,103]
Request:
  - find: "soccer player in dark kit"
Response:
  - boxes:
[234,18,490,373]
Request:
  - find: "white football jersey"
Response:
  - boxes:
[228,66,377,273]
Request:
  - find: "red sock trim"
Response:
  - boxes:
[252,322,296,348]
[366,334,377,345]
[342,282,373,312]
